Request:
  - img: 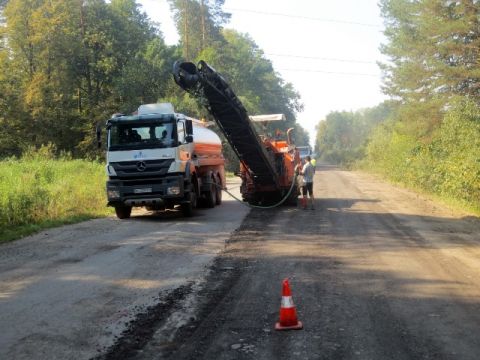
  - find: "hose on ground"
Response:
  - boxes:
[216,173,299,209]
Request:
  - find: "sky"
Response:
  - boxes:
[137,0,387,146]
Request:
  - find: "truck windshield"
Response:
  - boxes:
[109,122,176,151]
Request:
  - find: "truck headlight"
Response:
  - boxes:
[167,186,181,195]
[107,189,120,199]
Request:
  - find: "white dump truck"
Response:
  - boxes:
[98,103,225,218]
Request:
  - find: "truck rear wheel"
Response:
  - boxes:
[115,205,132,219]
[215,177,222,205]
[204,181,217,208]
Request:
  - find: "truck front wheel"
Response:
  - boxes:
[181,191,197,217]
[115,205,132,219]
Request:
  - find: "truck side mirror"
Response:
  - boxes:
[185,119,193,136]
[185,135,193,143]
[96,123,102,149]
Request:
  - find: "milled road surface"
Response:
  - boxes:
[129,165,480,360]
[2,167,480,360]
[0,179,248,360]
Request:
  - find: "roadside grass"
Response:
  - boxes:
[361,170,480,217]
[394,179,480,217]
[323,160,479,217]
[423,191,480,216]
[0,157,111,243]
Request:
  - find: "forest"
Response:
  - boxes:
[315,0,480,210]
[0,0,309,161]
[0,0,311,240]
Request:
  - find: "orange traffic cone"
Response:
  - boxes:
[275,278,303,330]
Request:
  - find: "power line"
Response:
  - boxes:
[224,7,382,28]
[277,68,381,77]
[265,53,377,64]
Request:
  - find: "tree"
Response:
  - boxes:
[198,30,303,127]
[314,102,394,165]
[0,0,173,157]
[167,0,229,60]
[0,0,304,163]
[112,37,177,112]
[380,0,480,106]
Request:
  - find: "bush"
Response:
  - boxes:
[429,101,480,202]
[362,100,480,209]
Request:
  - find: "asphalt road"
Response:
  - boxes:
[0,179,249,360]
[2,167,480,360]
[131,165,480,360]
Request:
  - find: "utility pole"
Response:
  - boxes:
[201,0,206,50]
[183,0,189,60]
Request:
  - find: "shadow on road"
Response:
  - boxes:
[149,198,480,360]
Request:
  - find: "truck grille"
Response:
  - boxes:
[111,159,174,179]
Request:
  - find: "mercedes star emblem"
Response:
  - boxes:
[136,161,147,172]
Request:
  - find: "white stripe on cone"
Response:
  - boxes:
[281,296,295,308]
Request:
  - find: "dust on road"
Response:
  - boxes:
[130,165,480,360]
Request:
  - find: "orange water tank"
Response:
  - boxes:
[191,124,223,157]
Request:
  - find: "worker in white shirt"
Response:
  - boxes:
[298,156,315,210]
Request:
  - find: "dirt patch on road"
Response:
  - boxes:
[93,208,270,360]
[94,284,193,360]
